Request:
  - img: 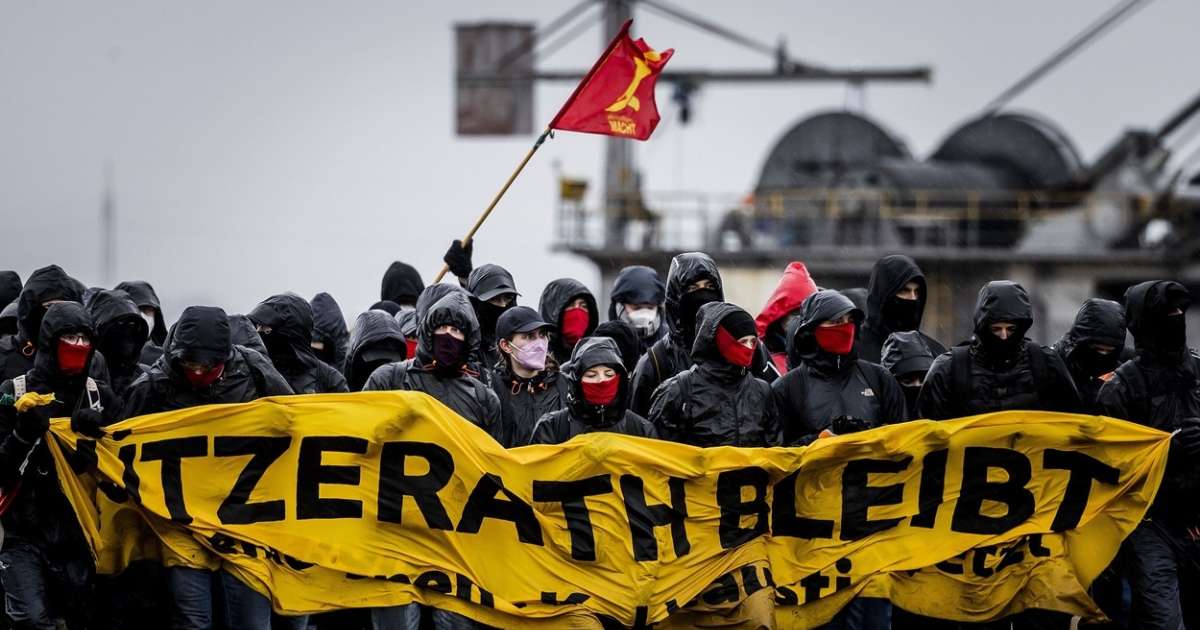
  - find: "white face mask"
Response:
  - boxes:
[142,312,156,333]
[620,305,660,338]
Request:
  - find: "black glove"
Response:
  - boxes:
[70,408,107,439]
[69,439,98,474]
[1173,417,1200,457]
[831,416,874,436]
[15,405,52,442]
[443,239,473,279]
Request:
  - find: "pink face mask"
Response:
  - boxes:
[510,338,549,371]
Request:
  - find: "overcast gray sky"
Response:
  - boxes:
[2,0,1195,322]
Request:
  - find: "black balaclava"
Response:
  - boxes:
[1125,280,1190,363]
[972,281,1033,364]
[679,287,721,345]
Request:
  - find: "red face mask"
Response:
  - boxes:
[814,322,856,355]
[184,363,225,388]
[56,339,92,376]
[560,307,591,348]
[405,338,419,360]
[581,376,620,405]
[715,327,756,367]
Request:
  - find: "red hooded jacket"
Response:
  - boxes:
[755,262,818,373]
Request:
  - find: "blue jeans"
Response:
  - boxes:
[168,567,308,630]
[371,604,420,630]
[823,597,891,630]
[0,543,59,630]
[167,566,214,630]
[219,570,309,629]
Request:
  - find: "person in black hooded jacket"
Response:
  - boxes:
[343,310,408,392]
[489,306,568,447]
[918,281,1082,421]
[539,278,599,366]
[380,260,425,309]
[594,320,641,376]
[87,289,150,398]
[529,336,656,444]
[114,280,168,365]
[1097,281,1200,630]
[1052,298,1125,413]
[857,255,946,364]
[608,265,667,356]
[364,291,501,434]
[630,253,725,416]
[880,330,937,421]
[0,270,21,312]
[772,290,906,445]
[649,302,779,447]
[310,292,350,373]
[0,302,121,629]
[467,263,519,371]
[249,293,348,394]
[0,301,18,339]
[0,265,84,382]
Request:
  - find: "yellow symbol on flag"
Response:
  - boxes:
[605,50,662,113]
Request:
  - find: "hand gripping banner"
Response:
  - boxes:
[46,392,1170,628]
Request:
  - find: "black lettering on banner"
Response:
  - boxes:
[834,557,852,591]
[214,436,291,524]
[141,436,208,523]
[951,447,1034,535]
[456,473,543,545]
[799,571,830,603]
[1029,533,1051,557]
[771,470,834,539]
[532,475,613,561]
[775,586,799,606]
[911,448,948,528]
[741,564,765,595]
[415,570,452,594]
[208,533,238,554]
[971,545,997,577]
[840,456,912,540]
[1043,449,1120,531]
[702,572,740,605]
[118,444,141,504]
[377,441,454,530]
[996,539,1025,572]
[619,475,690,561]
[454,574,495,609]
[716,467,769,549]
[540,592,590,605]
[297,436,367,520]
[935,557,964,575]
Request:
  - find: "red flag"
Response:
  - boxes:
[549,20,674,141]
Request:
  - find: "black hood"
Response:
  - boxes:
[607,265,665,319]
[17,265,83,347]
[0,271,21,310]
[310,292,350,368]
[1123,280,1191,358]
[1055,299,1125,360]
[381,261,425,306]
[249,293,318,365]
[786,290,864,370]
[690,302,749,363]
[416,283,469,325]
[114,280,166,346]
[394,309,418,339]
[416,291,481,368]
[344,310,407,388]
[169,306,233,366]
[227,315,267,356]
[0,302,17,336]
[881,330,936,378]
[594,320,641,374]
[562,336,629,425]
[866,255,926,333]
[86,289,149,366]
[539,278,598,333]
[33,302,96,377]
[467,264,519,303]
[973,281,1033,338]
[665,253,724,344]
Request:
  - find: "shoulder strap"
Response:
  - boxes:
[85,377,102,411]
[1025,344,1050,401]
[649,344,663,385]
[12,375,25,399]
[950,346,972,414]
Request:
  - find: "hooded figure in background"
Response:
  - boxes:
[380,261,425,309]
[0,302,121,628]
[608,265,667,356]
[87,289,150,397]
[841,287,868,314]
[467,263,519,370]
[539,278,599,366]
[772,290,906,445]
[630,252,725,415]
[123,306,293,416]
[593,320,641,375]
[857,255,945,364]
[364,291,501,434]
[310,292,350,373]
[343,311,408,392]
[1097,281,1200,629]
[0,265,85,381]
[880,331,937,420]
[529,337,656,445]
[755,262,818,375]
[0,270,22,311]
[918,281,1081,421]
[1052,298,1125,412]
[249,293,348,394]
[0,302,19,339]
[227,314,268,356]
[648,302,778,447]
[114,280,167,365]
[395,309,419,361]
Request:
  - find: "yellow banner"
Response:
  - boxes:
[46,393,1170,628]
